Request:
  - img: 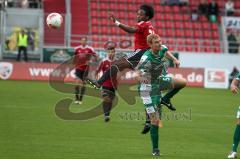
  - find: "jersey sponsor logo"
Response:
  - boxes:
[0,62,13,80]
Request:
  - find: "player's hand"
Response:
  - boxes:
[109,13,116,23]
[231,85,239,94]
[173,59,180,68]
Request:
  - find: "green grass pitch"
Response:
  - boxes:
[0,80,239,159]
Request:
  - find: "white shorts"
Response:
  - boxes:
[236,106,240,119]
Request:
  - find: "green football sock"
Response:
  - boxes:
[232,124,240,152]
[162,88,181,102]
[150,124,159,149]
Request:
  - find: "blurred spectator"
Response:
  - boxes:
[208,0,219,23]
[161,0,180,6]
[179,0,189,6]
[191,9,199,21]
[225,0,234,16]
[228,32,239,54]
[229,67,239,86]
[21,0,28,8]
[198,0,208,17]
[17,29,28,62]
[29,0,41,8]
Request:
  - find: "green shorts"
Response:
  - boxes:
[158,75,173,91]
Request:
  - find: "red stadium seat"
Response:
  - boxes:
[165,21,174,29]
[175,29,184,37]
[193,30,202,38]
[91,2,98,9]
[183,14,190,21]
[173,6,180,13]
[166,29,174,37]
[174,21,183,29]
[211,23,218,30]
[203,31,212,38]
[173,14,183,21]
[156,21,165,29]
[164,6,171,12]
[212,31,219,39]
[91,18,98,26]
[202,22,210,30]
[192,22,201,29]
[184,30,193,37]
[164,13,172,21]
[183,22,192,29]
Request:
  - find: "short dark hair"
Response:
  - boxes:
[106,46,115,50]
[140,4,154,20]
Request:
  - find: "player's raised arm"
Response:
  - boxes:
[230,77,239,94]
[165,51,180,68]
[109,13,137,33]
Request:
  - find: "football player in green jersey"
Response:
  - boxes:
[228,72,240,159]
[137,34,186,156]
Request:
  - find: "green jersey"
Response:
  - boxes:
[137,45,172,109]
[236,73,240,81]
[137,45,168,83]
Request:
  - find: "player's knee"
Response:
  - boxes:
[103,96,112,103]
[151,119,159,126]
[237,119,240,125]
[113,58,131,71]
[181,78,187,87]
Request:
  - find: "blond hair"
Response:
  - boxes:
[147,34,160,45]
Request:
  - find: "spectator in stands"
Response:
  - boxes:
[228,32,239,54]
[208,0,219,23]
[17,29,28,62]
[198,0,208,17]
[229,66,239,87]
[191,9,199,21]
[21,0,28,8]
[225,0,235,16]
[179,0,189,6]
[162,0,180,6]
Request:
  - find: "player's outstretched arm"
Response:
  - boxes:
[109,13,137,33]
[230,78,239,94]
[165,51,180,68]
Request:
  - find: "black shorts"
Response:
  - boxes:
[124,49,148,68]
[75,69,89,80]
[101,86,116,98]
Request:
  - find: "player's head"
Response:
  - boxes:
[106,46,115,60]
[147,34,162,52]
[80,36,87,46]
[137,4,154,22]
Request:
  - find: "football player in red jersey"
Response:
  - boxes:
[74,36,96,104]
[87,4,155,89]
[95,46,117,122]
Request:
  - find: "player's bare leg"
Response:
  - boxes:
[228,114,240,158]
[161,77,187,110]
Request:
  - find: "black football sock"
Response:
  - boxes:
[103,101,112,116]
[79,85,86,102]
[75,86,80,101]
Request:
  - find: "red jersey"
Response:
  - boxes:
[134,21,155,49]
[97,59,117,88]
[74,45,96,71]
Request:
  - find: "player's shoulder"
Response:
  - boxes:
[137,21,152,27]
[85,45,95,52]
[161,44,168,51]
[236,72,240,80]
